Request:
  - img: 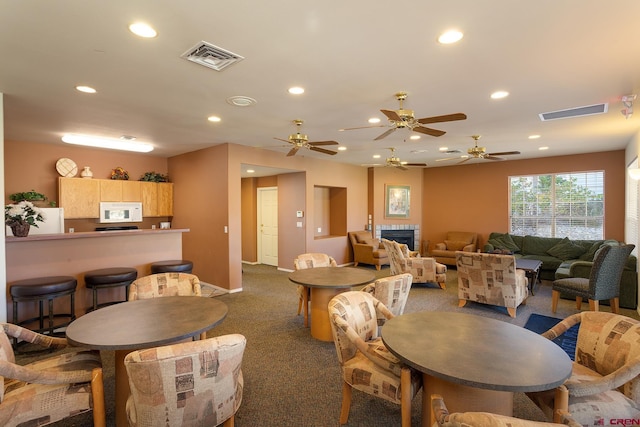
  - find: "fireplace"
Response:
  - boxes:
[380,229,414,250]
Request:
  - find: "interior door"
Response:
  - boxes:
[258,187,278,266]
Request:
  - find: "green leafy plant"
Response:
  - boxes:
[5,201,45,228]
[9,190,47,203]
[139,172,169,182]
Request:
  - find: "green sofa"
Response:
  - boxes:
[483,232,637,309]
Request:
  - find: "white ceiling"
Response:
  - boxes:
[2,1,640,174]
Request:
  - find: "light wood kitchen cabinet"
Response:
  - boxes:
[58,178,100,218]
[59,178,172,218]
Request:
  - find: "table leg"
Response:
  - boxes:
[422,374,513,427]
[114,349,129,427]
[310,287,347,341]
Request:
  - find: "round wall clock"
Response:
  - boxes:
[56,158,78,177]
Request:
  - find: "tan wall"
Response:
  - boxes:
[421,150,626,252]
[371,166,423,228]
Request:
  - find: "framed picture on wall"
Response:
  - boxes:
[385,185,410,218]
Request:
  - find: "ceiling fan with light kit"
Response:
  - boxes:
[370,147,427,170]
[436,135,521,164]
[340,91,467,140]
[274,119,339,157]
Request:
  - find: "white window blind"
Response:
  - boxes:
[626,158,638,256]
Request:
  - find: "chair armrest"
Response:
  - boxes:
[541,313,582,340]
[1,323,67,349]
[568,261,593,279]
[431,394,449,426]
[0,355,99,385]
[462,244,476,252]
[565,356,640,397]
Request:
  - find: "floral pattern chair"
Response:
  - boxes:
[0,323,105,427]
[125,334,246,427]
[129,272,206,339]
[527,311,640,427]
[328,291,422,427]
[431,394,581,427]
[456,251,529,318]
[382,238,447,289]
[361,273,413,330]
[293,253,338,327]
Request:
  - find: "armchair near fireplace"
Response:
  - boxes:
[348,231,389,270]
[430,231,478,266]
[382,239,447,289]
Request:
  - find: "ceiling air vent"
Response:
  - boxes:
[539,103,608,121]
[181,41,244,71]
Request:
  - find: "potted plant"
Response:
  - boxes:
[9,190,47,203]
[139,171,169,182]
[5,200,45,237]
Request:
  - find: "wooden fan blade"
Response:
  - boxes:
[487,151,521,156]
[274,137,291,143]
[309,146,337,155]
[374,128,397,140]
[309,140,339,146]
[483,155,505,161]
[413,126,446,137]
[381,109,402,121]
[417,113,467,124]
[396,165,408,171]
[405,163,427,167]
[436,157,461,162]
[340,125,386,131]
[457,157,472,165]
[287,146,300,157]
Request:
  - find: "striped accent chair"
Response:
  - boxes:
[456,251,529,318]
[361,273,413,330]
[293,253,338,327]
[382,239,447,289]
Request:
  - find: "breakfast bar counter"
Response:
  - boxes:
[5,228,190,319]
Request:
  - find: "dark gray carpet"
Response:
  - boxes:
[39,263,639,426]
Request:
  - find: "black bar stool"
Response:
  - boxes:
[84,267,138,311]
[150,260,193,274]
[10,276,77,341]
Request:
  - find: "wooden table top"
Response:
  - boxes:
[288,267,375,289]
[381,311,572,392]
[66,296,228,350]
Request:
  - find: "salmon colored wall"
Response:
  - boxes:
[241,178,258,262]
[169,144,231,289]
[277,172,306,270]
[371,166,423,228]
[422,151,626,252]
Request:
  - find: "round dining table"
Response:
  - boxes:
[381,311,572,427]
[289,266,375,341]
[66,296,228,427]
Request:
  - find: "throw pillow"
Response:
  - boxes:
[580,240,603,261]
[445,240,469,251]
[355,233,371,244]
[547,237,586,260]
[360,237,375,246]
[487,234,520,252]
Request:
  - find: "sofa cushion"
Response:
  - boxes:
[547,237,586,260]
[445,240,469,251]
[579,240,604,261]
[521,235,562,256]
[487,234,520,252]
[355,232,371,243]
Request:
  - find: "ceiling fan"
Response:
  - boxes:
[383,147,427,170]
[274,119,339,157]
[437,135,521,164]
[341,91,467,140]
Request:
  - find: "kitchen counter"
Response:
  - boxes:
[5,228,189,243]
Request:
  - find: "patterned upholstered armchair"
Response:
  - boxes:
[328,291,422,427]
[125,334,246,427]
[527,312,640,427]
[293,253,338,327]
[361,273,413,329]
[431,394,581,427]
[129,272,206,339]
[382,239,447,289]
[456,251,529,318]
[0,323,105,427]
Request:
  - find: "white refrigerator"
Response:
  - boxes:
[6,207,65,236]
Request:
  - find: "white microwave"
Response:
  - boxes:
[99,202,143,223]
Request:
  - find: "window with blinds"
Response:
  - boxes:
[626,158,638,255]
[509,171,604,239]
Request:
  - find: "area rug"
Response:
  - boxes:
[523,313,578,360]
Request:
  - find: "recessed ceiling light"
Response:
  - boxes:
[338,146,347,151]
[75,85,96,94]
[528,134,541,139]
[288,87,304,95]
[246,169,255,174]
[368,118,381,124]
[129,22,157,38]
[539,146,549,151]
[373,154,381,159]
[409,135,420,140]
[62,134,154,152]
[226,96,257,107]
[438,30,463,44]
[207,116,221,122]
[491,91,509,99]
[439,147,448,152]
